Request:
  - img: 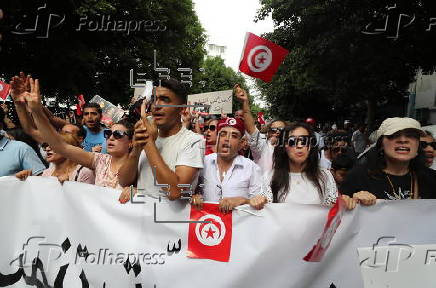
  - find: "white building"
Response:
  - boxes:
[408,71,436,125]
[206,43,227,58]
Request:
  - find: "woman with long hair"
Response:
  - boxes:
[16,133,95,184]
[340,118,436,204]
[262,122,338,206]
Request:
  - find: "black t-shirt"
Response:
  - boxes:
[340,164,436,200]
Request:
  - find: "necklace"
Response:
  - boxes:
[385,172,415,200]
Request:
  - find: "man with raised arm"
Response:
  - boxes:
[118,79,204,201]
[234,84,286,173]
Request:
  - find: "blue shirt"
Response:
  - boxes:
[82,126,107,153]
[0,132,46,176]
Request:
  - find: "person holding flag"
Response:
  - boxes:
[192,117,267,212]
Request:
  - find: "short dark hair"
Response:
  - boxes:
[74,123,86,138]
[155,78,188,104]
[83,103,102,114]
[332,154,354,171]
[115,119,134,139]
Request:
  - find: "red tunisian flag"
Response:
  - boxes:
[257,112,266,125]
[76,94,86,115]
[0,81,11,100]
[303,196,345,262]
[239,32,289,82]
[187,203,232,262]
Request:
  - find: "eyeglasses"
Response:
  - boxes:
[332,147,347,154]
[385,130,420,140]
[269,127,285,133]
[104,130,129,140]
[287,136,311,147]
[204,125,216,131]
[420,141,436,149]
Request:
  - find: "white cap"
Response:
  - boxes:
[376,117,424,139]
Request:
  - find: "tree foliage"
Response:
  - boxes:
[256,0,436,128]
[191,56,248,113]
[1,0,207,105]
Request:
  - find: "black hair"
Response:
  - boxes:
[115,119,134,139]
[325,130,350,148]
[332,154,354,171]
[83,103,102,114]
[74,123,86,139]
[7,129,48,167]
[154,78,188,104]
[367,135,426,179]
[270,122,324,203]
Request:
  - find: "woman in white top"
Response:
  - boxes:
[262,123,338,206]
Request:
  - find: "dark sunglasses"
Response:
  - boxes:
[420,141,436,149]
[269,127,285,133]
[41,142,49,149]
[204,125,216,131]
[104,130,129,140]
[332,147,347,154]
[385,130,420,140]
[287,136,311,147]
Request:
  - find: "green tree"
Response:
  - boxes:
[256,0,436,129]
[191,56,248,113]
[1,0,206,105]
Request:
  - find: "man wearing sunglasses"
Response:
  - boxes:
[192,117,266,212]
[118,78,204,201]
[319,132,351,169]
[234,84,286,173]
[421,131,436,168]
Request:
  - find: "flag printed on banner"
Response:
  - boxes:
[303,197,345,262]
[238,32,289,82]
[187,203,232,262]
[0,81,11,100]
[257,112,266,125]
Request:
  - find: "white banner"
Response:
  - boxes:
[187,90,233,114]
[1,177,436,287]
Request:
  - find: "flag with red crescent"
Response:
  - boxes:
[187,203,232,262]
[238,32,289,82]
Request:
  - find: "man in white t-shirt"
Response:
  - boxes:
[193,117,266,212]
[234,84,285,173]
[118,79,204,200]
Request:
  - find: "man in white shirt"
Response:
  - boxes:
[234,84,285,173]
[194,117,267,212]
[351,124,367,154]
[118,78,204,200]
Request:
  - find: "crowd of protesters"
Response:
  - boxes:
[1,73,436,213]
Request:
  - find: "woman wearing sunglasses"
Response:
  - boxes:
[261,123,339,206]
[16,133,95,184]
[18,78,134,190]
[204,119,218,155]
[340,118,436,205]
